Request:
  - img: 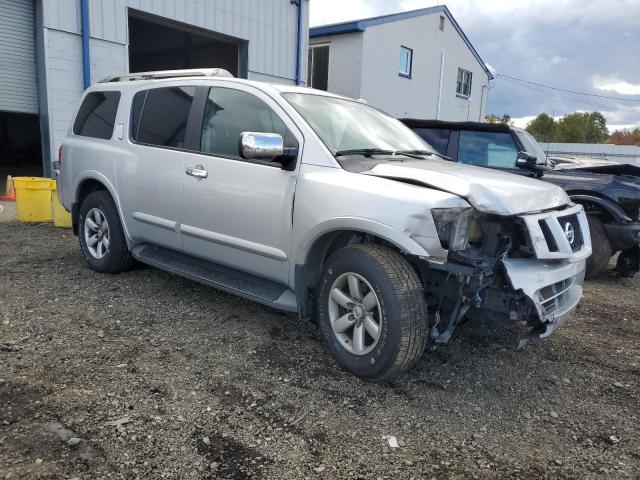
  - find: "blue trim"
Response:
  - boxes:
[309,5,494,80]
[294,0,303,85]
[80,0,91,89]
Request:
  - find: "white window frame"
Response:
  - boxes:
[456,68,472,98]
[399,46,413,78]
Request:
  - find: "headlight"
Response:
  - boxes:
[431,207,483,251]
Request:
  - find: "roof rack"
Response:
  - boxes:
[99,68,234,83]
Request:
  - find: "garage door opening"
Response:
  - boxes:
[128,12,247,77]
[0,111,42,192]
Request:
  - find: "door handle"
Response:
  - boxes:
[186,164,208,179]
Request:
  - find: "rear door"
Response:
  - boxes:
[178,84,302,284]
[116,85,198,251]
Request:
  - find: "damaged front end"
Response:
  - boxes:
[414,204,591,346]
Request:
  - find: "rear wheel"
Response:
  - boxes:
[78,191,135,273]
[585,215,612,279]
[317,244,429,381]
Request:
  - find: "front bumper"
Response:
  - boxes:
[605,221,640,252]
[502,258,586,339]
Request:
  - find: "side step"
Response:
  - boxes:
[131,245,298,312]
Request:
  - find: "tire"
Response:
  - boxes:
[317,244,429,381]
[585,215,613,279]
[78,190,135,273]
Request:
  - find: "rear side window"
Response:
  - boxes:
[131,86,196,148]
[73,91,121,139]
[412,128,450,154]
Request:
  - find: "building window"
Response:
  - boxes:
[308,45,329,91]
[399,46,413,78]
[456,68,472,97]
[439,15,445,31]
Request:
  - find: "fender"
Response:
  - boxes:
[290,216,430,287]
[72,171,136,248]
[570,194,632,223]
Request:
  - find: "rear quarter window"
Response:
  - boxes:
[73,91,121,139]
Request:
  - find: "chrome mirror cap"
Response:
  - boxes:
[239,132,284,160]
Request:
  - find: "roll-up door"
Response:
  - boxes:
[0,0,38,114]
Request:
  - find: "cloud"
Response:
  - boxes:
[594,80,640,95]
[309,0,379,26]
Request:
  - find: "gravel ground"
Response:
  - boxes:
[1,221,639,480]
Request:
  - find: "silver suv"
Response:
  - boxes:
[56,69,591,380]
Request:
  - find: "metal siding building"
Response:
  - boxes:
[309,6,492,122]
[0,0,309,176]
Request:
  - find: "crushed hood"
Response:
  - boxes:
[549,156,640,178]
[362,158,569,216]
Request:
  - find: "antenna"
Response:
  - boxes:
[545,109,554,164]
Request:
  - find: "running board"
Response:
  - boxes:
[131,245,298,312]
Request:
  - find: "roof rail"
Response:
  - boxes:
[99,68,234,83]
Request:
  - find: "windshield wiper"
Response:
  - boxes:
[335,148,433,159]
[399,149,452,161]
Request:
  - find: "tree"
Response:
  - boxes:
[555,112,608,143]
[608,128,640,146]
[485,114,512,125]
[525,113,556,143]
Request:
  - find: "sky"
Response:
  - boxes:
[309,0,640,131]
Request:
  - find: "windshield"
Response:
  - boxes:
[515,129,547,164]
[282,92,434,156]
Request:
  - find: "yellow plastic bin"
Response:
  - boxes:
[13,177,53,223]
[50,179,72,228]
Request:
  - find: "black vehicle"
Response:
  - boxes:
[401,119,640,278]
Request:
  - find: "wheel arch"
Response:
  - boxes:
[72,172,129,240]
[569,193,631,223]
[293,220,428,319]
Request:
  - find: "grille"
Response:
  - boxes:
[557,214,584,252]
[538,277,575,316]
[538,219,558,252]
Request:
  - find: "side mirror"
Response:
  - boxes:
[516,151,538,171]
[239,132,284,159]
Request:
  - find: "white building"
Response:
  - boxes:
[0,0,309,177]
[308,6,492,122]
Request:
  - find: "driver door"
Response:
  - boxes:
[179,84,302,284]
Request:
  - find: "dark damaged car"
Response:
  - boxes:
[402,119,640,278]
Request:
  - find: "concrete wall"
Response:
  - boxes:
[309,32,363,99]
[312,13,489,121]
[38,0,309,173]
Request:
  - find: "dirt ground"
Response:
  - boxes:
[1,221,638,480]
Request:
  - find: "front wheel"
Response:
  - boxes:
[585,215,613,279]
[317,244,429,381]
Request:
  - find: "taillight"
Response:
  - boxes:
[58,145,63,165]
